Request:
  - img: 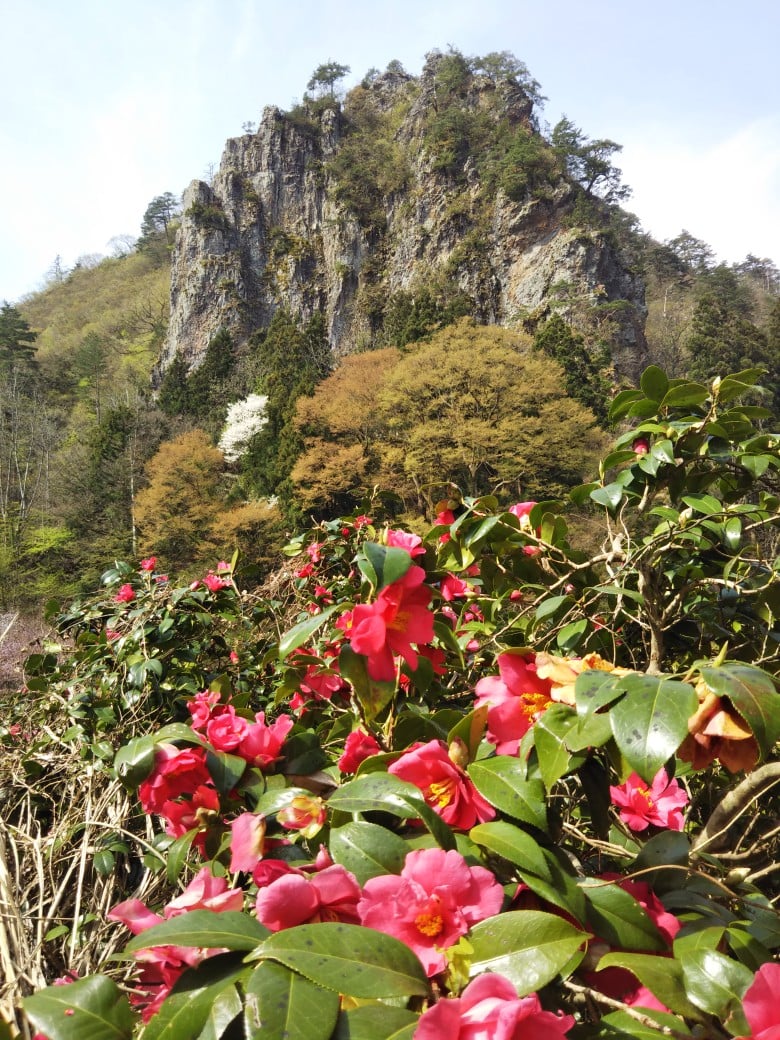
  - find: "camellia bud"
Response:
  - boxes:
[632,436,650,455]
[448,737,470,769]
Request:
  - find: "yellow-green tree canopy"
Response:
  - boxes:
[291,320,606,513]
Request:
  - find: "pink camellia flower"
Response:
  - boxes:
[610,768,688,832]
[229,812,267,872]
[737,962,780,1040]
[358,847,503,976]
[256,864,361,931]
[114,583,136,604]
[306,541,324,563]
[440,573,472,601]
[203,572,230,592]
[139,557,157,572]
[277,794,327,838]
[295,561,315,579]
[109,868,243,1021]
[385,528,426,557]
[165,866,244,916]
[415,972,575,1039]
[236,711,294,769]
[206,704,249,753]
[338,728,381,773]
[508,501,536,523]
[229,650,239,664]
[187,690,222,730]
[474,652,553,755]
[388,739,495,831]
[348,565,434,681]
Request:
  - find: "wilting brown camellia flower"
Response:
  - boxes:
[534,652,632,707]
[679,679,759,773]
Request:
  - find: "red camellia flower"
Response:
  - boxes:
[338,728,381,773]
[138,744,212,815]
[610,767,688,832]
[348,565,434,681]
[474,652,553,754]
[388,739,495,830]
[632,436,651,455]
[114,583,136,604]
[736,962,780,1040]
[139,557,157,572]
[415,972,575,1039]
[358,848,503,976]
[255,864,361,931]
[228,812,267,873]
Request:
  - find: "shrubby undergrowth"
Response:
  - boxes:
[5,366,780,1039]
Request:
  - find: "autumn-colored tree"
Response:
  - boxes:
[291,321,605,514]
[134,430,226,566]
[291,347,400,512]
[379,319,606,507]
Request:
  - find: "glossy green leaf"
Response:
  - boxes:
[447,704,489,763]
[680,947,753,1031]
[697,663,780,759]
[206,749,246,796]
[470,821,585,918]
[165,829,197,885]
[609,389,645,422]
[609,674,698,782]
[113,735,155,787]
[600,1009,692,1037]
[681,493,723,516]
[125,911,269,954]
[590,482,625,511]
[142,955,246,1040]
[333,1006,419,1040]
[257,923,428,998]
[328,774,456,850]
[196,983,242,1040]
[469,911,586,994]
[534,595,573,622]
[278,602,341,661]
[596,952,700,1019]
[154,723,209,747]
[660,382,709,408]
[640,366,669,402]
[580,879,665,952]
[574,670,625,715]
[358,542,413,591]
[533,705,584,789]
[468,759,547,829]
[329,821,408,884]
[339,643,396,722]
[23,975,135,1040]
[245,960,339,1040]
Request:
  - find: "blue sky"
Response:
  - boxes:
[1,0,778,302]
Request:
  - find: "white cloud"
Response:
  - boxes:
[619,116,780,264]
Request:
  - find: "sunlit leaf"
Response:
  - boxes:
[23,975,135,1040]
[245,960,339,1040]
[609,674,698,782]
[469,911,586,994]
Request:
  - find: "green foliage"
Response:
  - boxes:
[533,313,611,422]
[551,116,631,203]
[242,311,331,506]
[185,199,231,232]
[0,301,38,372]
[306,61,351,99]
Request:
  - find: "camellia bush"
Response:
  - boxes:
[6,366,780,1039]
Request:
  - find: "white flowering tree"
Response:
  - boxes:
[218,394,269,463]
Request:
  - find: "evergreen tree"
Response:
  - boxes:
[158,353,192,417]
[685,295,773,401]
[533,313,610,423]
[0,301,38,373]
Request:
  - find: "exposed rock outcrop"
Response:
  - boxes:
[158,55,647,382]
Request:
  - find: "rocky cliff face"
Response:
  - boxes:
[158,55,646,382]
